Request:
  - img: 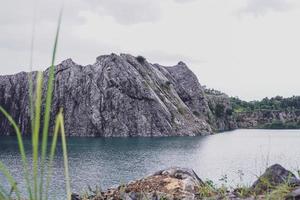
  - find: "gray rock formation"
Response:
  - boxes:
[73,167,204,200]
[10,53,298,137]
[73,164,300,200]
[0,53,219,137]
[204,90,237,131]
[286,187,300,200]
[251,164,300,194]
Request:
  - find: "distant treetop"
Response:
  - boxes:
[230,96,300,113]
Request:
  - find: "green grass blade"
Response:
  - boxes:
[28,0,37,137]
[28,73,35,134]
[0,192,8,200]
[45,113,61,200]
[32,71,43,200]
[27,5,36,198]
[0,106,33,199]
[59,111,71,200]
[51,8,63,67]
[0,189,9,200]
[39,8,63,199]
[0,162,20,199]
[28,0,37,136]
[0,184,9,197]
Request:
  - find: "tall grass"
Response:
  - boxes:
[0,8,71,200]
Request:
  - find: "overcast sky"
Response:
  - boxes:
[1,0,300,101]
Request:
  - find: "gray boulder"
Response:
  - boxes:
[251,164,300,194]
[286,187,300,200]
[80,167,203,200]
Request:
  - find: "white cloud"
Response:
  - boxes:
[173,0,198,4]
[90,0,162,25]
[1,0,300,100]
[237,0,292,16]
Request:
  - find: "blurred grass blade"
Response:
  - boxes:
[0,184,9,197]
[45,108,72,200]
[0,5,66,200]
[0,106,32,199]
[27,2,36,198]
[28,0,37,135]
[45,113,61,200]
[0,189,8,200]
[0,162,20,199]
[59,110,71,200]
[28,73,35,134]
[40,8,63,199]
[32,71,43,200]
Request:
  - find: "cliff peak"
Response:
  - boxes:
[60,58,76,66]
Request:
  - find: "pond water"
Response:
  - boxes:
[1,129,300,199]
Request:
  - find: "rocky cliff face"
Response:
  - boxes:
[235,110,300,129]
[0,53,224,137]
[2,53,298,137]
[204,91,237,131]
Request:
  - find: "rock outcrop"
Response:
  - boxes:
[73,164,300,200]
[204,90,237,131]
[0,53,221,137]
[73,167,204,200]
[251,164,300,194]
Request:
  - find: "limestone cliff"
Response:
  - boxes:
[1,53,298,137]
[0,54,214,137]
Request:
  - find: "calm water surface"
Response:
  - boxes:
[1,129,300,199]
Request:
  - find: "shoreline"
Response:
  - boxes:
[72,164,300,200]
[1,128,300,138]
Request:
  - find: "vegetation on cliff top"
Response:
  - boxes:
[231,96,300,129]
[230,96,300,113]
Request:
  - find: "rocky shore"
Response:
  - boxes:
[72,164,300,200]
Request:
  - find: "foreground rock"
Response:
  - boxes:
[75,167,204,200]
[74,164,300,200]
[286,187,300,200]
[251,164,300,194]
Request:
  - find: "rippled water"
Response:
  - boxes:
[1,129,300,199]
